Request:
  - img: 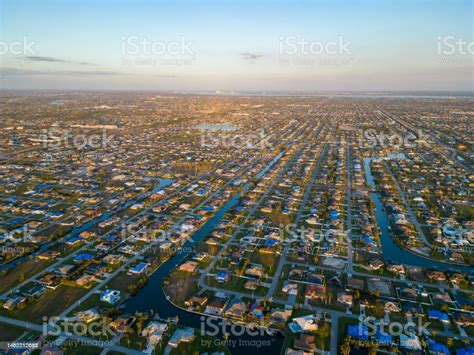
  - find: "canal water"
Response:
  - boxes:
[124,189,284,354]
[363,158,470,273]
[124,159,285,354]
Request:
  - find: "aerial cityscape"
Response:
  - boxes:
[0,1,472,355]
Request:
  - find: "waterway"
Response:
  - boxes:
[363,158,470,273]
[124,162,285,354]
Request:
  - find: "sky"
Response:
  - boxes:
[0,0,472,91]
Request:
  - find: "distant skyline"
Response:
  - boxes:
[0,0,473,91]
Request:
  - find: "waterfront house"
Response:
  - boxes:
[142,321,168,346]
[168,328,195,348]
[100,289,121,305]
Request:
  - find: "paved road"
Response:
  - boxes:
[383,161,430,247]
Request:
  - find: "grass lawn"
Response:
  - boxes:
[66,293,103,316]
[0,258,54,294]
[0,322,25,341]
[205,275,268,296]
[1,285,90,323]
[119,331,148,351]
[164,272,200,305]
[105,271,143,293]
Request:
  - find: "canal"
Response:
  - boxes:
[124,157,285,354]
[363,158,470,273]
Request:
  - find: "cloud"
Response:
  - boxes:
[240,51,263,61]
[25,56,95,66]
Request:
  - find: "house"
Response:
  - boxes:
[289,315,318,333]
[185,295,208,308]
[245,264,264,278]
[368,259,384,270]
[384,301,401,313]
[129,262,148,274]
[270,308,292,326]
[427,270,447,282]
[75,274,98,287]
[179,261,199,273]
[388,264,405,275]
[400,287,417,300]
[337,293,353,306]
[225,299,247,320]
[215,271,230,283]
[205,297,228,316]
[37,250,60,260]
[20,283,46,298]
[432,293,453,305]
[282,282,298,296]
[39,273,63,289]
[244,280,259,290]
[168,328,195,348]
[75,308,101,323]
[293,334,316,352]
[453,312,474,326]
[248,303,265,323]
[100,289,121,305]
[57,264,76,275]
[110,315,136,333]
[346,277,364,290]
[73,253,94,263]
[3,295,26,310]
[102,254,124,265]
[66,236,84,246]
[142,321,168,346]
[305,284,326,300]
[427,310,450,323]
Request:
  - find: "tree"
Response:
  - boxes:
[318,322,330,349]
[340,338,351,355]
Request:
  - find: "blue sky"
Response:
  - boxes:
[0,0,472,91]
